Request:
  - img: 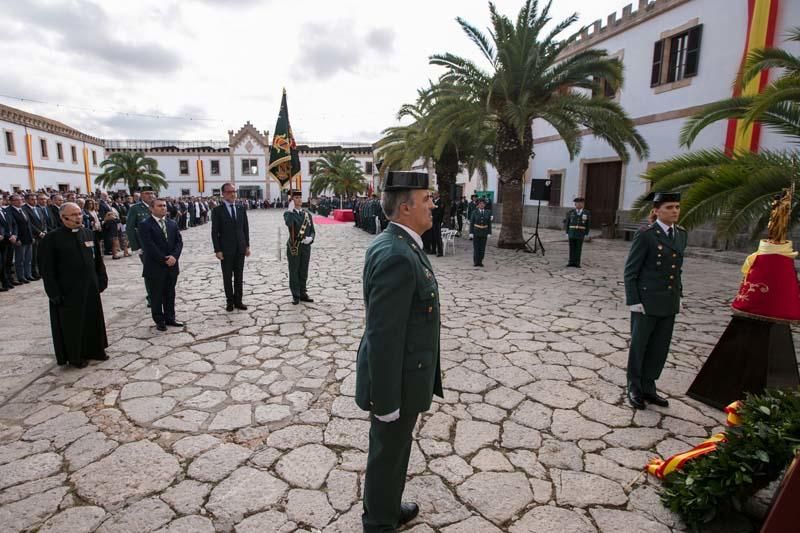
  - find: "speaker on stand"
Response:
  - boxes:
[520,179,551,254]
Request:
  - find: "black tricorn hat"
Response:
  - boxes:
[573,196,585,202]
[384,171,429,191]
[652,191,681,203]
[289,190,302,197]
[138,186,155,192]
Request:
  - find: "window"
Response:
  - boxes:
[181,188,190,196]
[592,77,617,99]
[309,161,317,175]
[365,161,374,174]
[40,139,48,159]
[56,142,64,161]
[58,183,69,192]
[548,174,562,206]
[4,131,15,154]
[179,160,189,175]
[210,160,220,175]
[651,24,702,86]
[241,159,258,175]
[71,145,77,163]
[92,150,97,166]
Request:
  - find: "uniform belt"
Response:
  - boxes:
[569,225,586,229]
[474,224,488,228]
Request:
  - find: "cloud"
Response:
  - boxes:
[1,0,181,75]
[291,22,397,81]
[365,28,395,53]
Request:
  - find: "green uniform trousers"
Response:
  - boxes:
[363,411,419,532]
[473,236,487,266]
[286,243,310,298]
[568,238,584,266]
[627,312,676,395]
[138,253,152,306]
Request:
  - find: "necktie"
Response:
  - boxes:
[159,218,167,238]
[667,227,674,240]
[229,204,235,220]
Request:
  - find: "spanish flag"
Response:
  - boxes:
[724,0,780,154]
[196,159,205,193]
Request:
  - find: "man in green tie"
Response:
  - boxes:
[624,191,687,409]
[469,197,492,267]
[356,171,444,532]
[283,190,315,305]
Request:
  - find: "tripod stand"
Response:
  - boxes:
[520,199,545,255]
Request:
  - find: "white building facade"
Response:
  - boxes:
[484,0,800,242]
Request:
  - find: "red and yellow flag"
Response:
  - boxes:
[724,0,780,154]
[196,159,205,193]
[25,133,36,191]
[83,147,91,193]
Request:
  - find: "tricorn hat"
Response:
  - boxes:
[289,190,302,197]
[384,171,429,191]
[652,191,681,203]
[138,186,154,192]
[573,197,585,202]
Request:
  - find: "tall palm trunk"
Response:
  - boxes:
[495,122,531,248]
[434,146,459,228]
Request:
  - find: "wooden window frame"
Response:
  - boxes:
[92,150,98,166]
[3,130,16,155]
[210,159,220,175]
[546,170,564,207]
[651,20,702,93]
[241,158,258,176]
[365,161,374,174]
[179,159,190,175]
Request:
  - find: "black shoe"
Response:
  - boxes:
[566,263,577,267]
[299,295,314,303]
[226,303,234,312]
[156,323,167,331]
[478,263,484,267]
[88,353,109,361]
[627,390,646,410]
[234,303,248,310]
[292,297,299,305]
[0,287,6,292]
[20,279,29,284]
[31,275,41,280]
[398,502,419,527]
[73,360,89,369]
[166,320,185,327]
[643,392,669,407]
[12,280,22,286]
[436,253,443,257]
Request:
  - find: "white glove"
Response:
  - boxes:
[629,303,645,314]
[302,236,313,245]
[678,300,683,313]
[374,408,400,422]
[469,234,474,238]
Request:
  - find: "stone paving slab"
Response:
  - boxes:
[0,210,795,532]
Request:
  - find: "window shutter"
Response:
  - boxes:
[651,40,664,86]
[685,24,703,77]
[548,174,562,206]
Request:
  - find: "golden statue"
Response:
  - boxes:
[767,183,794,244]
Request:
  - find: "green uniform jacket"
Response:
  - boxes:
[355,223,444,415]
[125,201,151,251]
[283,209,316,244]
[624,223,688,316]
[469,209,492,237]
[564,209,590,239]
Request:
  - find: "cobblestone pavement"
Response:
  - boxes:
[0,210,781,532]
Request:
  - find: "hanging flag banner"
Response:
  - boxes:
[268,89,302,190]
[725,0,780,154]
[25,133,36,191]
[83,147,91,194]
[196,159,205,193]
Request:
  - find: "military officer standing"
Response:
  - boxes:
[469,197,492,267]
[284,190,316,305]
[125,186,157,307]
[564,197,590,267]
[356,171,443,532]
[623,192,687,409]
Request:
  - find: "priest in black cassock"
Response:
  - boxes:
[39,202,109,368]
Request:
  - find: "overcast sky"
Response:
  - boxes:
[1,0,628,143]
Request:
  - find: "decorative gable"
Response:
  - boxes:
[228,121,269,151]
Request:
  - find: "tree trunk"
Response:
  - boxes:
[495,123,532,249]
[434,146,459,228]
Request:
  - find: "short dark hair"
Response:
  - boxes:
[221,182,236,193]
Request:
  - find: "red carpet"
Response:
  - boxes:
[313,215,348,225]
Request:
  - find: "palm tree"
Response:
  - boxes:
[636,28,800,240]
[429,0,648,248]
[377,84,494,223]
[310,151,368,198]
[96,152,167,194]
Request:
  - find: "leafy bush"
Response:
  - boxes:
[660,388,800,527]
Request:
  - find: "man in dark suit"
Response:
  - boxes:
[431,191,444,257]
[37,194,54,232]
[211,182,250,311]
[23,193,46,280]
[49,194,64,229]
[0,198,18,291]
[138,198,184,332]
[624,191,687,409]
[8,194,34,283]
[356,171,443,532]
